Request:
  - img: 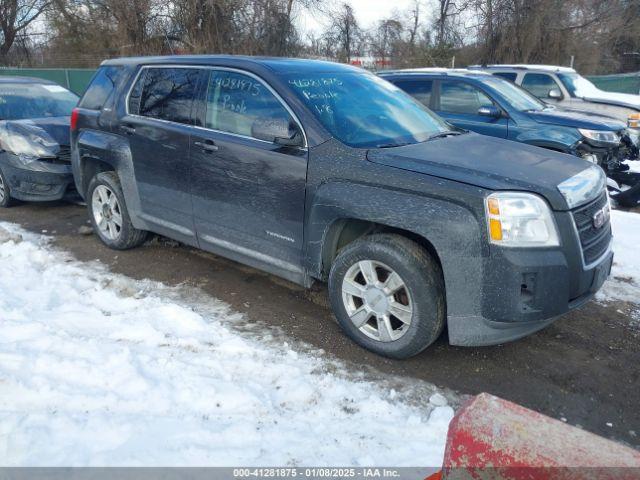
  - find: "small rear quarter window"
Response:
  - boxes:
[79,66,124,110]
[493,72,518,82]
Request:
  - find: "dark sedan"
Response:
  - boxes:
[0,76,78,207]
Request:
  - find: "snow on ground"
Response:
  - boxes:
[0,223,454,467]
[597,210,640,305]
[627,161,640,174]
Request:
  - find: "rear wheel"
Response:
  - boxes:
[328,234,445,359]
[0,168,16,208]
[87,171,147,249]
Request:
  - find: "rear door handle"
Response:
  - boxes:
[194,140,219,152]
[120,125,136,135]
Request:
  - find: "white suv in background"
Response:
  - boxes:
[469,65,640,132]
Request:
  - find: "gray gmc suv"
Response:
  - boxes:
[70,56,613,358]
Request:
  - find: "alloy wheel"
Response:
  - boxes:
[341,260,413,342]
[92,185,123,240]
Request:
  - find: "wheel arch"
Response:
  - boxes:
[320,218,444,281]
[80,157,114,197]
[74,130,146,231]
[305,181,486,320]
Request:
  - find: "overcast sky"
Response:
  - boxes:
[297,0,421,35]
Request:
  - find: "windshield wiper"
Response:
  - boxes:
[427,131,464,141]
[376,141,412,148]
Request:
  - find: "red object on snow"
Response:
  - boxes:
[442,393,640,479]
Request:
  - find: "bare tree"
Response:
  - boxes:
[434,0,469,48]
[324,2,361,62]
[5,0,639,74]
[369,18,403,61]
[0,0,50,63]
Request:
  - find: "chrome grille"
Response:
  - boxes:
[571,193,611,265]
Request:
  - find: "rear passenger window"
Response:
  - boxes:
[79,66,124,110]
[129,67,200,124]
[439,80,494,114]
[521,73,562,99]
[493,72,517,82]
[392,80,433,108]
[205,70,292,138]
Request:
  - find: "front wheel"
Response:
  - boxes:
[328,234,445,359]
[87,171,147,249]
[0,168,16,208]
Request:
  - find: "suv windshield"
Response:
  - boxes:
[0,83,78,120]
[283,72,452,148]
[484,77,548,112]
[558,73,599,97]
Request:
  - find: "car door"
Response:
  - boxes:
[520,73,564,105]
[190,68,308,281]
[121,66,202,244]
[435,79,509,138]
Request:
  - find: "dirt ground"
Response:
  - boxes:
[1,200,639,450]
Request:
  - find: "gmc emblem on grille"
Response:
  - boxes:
[592,206,610,229]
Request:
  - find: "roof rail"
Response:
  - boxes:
[471,64,576,73]
[379,67,491,76]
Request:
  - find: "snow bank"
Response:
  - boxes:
[0,223,453,467]
[597,210,640,304]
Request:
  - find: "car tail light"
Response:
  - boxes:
[70,108,79,132]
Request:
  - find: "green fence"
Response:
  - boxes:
[0,68,96,95]
[587,72,640,95]
[2,66,639,96]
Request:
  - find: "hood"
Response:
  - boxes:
[525,107,626,130]
[366,132,591,210]
[578,90,640,110]
[8,116,71,146]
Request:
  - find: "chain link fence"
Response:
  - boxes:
[0,68,96,95]
[587,72,640,95]
[2,67,640,96]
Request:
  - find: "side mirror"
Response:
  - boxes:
[478,105,501,118]
[252,117,303,147]
[548,88,563,100]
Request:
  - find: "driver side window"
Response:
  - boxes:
[205,71,292,139]
[439,80,494,114]
[521,73,562,99]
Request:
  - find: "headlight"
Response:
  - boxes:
[0,122,58,162]
[557,165,606,209]
[485,192,559,247]
[578,128,619,145]
[1,134,51,158]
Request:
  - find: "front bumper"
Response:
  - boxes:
[448,195,613,347]
[448,249,612,346]
[0,154,73,202]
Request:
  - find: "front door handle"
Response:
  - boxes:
[194,140,219,152]
[120,124,136,135]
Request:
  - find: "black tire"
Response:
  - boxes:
[0,168,17,208]
[328,233,445,359]
[86,171,147,250]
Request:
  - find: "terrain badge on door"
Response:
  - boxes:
[266,231,295,243]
